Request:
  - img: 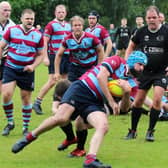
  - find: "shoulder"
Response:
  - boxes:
[85,32,96,38]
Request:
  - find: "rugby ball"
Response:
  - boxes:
[108,80,123,97]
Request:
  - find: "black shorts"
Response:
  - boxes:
[60,80,106,123]
[48,53,70,74]
[116,40,129,50]
[2,66,34,91]
[138,71,167,90]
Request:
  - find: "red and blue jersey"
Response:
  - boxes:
[44,20,71,54]
[80,55,137,100]
[2,25,44,69]
[62,32,101,67]
[85,24,110,46]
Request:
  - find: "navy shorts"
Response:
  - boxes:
[0,57,7,80]
[68,63,93,82]
[48,53,70,74]
[138,71,168,90]
[61,80,106,123]
[2,66,34,91]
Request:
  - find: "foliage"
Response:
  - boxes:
[5,0,168,30]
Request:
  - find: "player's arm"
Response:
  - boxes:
[96,44,104,64]
[43,36,50,66]
[124,40,136,60]
[118,79,132,112]
[104,38,112,58]
[97,66,119,115]
[0,40,8,60]
[54,46,65,79]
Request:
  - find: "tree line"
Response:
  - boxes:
[8,0,168,29]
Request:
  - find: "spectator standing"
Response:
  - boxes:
[108,23,117,55]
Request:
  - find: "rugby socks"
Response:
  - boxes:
[131,107,142,131]
[148,107,160,131]
[3,101,14,124]
[26,132,37,141]
[34,97,42,105]
[76,130,88,150]
[22,104,32,129]
[60,122,75,140]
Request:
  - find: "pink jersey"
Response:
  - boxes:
[44,20,71,54]
[62,32,101,67]
[2,25,44,69]
[85,24,110,46]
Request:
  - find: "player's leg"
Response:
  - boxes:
[83,111,111,168]
[12,103,75,153]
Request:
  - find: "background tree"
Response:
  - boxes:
[6,0,168,29]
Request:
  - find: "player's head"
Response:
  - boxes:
[127,51,148,77]
[88,10,100,27]
[54,79,71,99]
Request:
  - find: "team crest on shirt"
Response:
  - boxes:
[156,35,164,41]
[111,60,117,66]
[16,41,31,54]
[162,78,167,84]
[144,35,149,41]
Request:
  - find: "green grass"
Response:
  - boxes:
[0,64,168,168]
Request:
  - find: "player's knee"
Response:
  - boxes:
[97,122,109,135]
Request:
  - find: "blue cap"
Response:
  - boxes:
[126,51,148,69]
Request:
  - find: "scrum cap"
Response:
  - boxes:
[126,51,148,69]
[88,10,100,21]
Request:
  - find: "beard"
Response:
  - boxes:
[129,68,143,78]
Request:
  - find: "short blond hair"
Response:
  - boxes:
[70,15,84,26]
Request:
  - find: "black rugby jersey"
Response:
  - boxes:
[115,26,131,44]
[131,25,168,73]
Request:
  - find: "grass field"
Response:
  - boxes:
[0,64,168,168]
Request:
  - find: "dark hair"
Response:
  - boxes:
[54,79,71,98]
[88,10,100,21]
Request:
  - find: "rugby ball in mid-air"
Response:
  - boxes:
[108,80,123,97]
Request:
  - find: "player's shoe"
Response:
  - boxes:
[125,128,137,140]
[145,130,155,142]
[57,137,77,151]
[12,132,36,153]
[68,148,86,157]
[32,103,43,115]
[83,154,111,168]
[2,123,15,136]
[158,112,168,121]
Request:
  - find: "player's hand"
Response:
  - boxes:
[109,101,120,115]
[165,67,168,76]
[23,65,34,72]
[43,57,50,66]
[53,73,61,81]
